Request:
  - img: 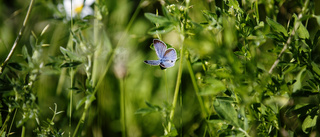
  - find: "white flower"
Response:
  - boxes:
[63,0,95,19]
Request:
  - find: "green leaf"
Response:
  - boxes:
[266,17,288,37]
[145,101,161,111]
[22,45,30,61]
[47,118,54,125]
[85,94,96,109]
[135,108,154,115]
[0,112,2,127]
[225,0,243,13]
[144,13,170,24]
[283,64,298,74]
[313,30,320,46]
[60,47,82,61]
[314,15,320,26]
[216,96,235,102]
[213,98,240,127]
[76,96,86,110]
[297,23,309,39]
[135,101,161,115]
[8,63,22,71]
[199,78,226,96]
[165,123,178,136]
[202,10,218,22]
[60,61,82,68]
[293,66,306,93]
[1,131,5,137]
[311,62,320,76]
[306,79,318,91]
[266,33,286,42]
[147,24,175,35]
[302,115,317,133]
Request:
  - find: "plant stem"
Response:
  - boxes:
[0,108,16,136]
[168,1,189,132]
[0,0,35,74]
[72,109,86,137]
[186,54,207,117]
[92,0,100,86]
[94,0,142,91]
[168,35,184,132]
[7,108,17,137]
[255,0,259,23]
[69,1,74,136]
[120,78,126,137]
[21,125,25,137]
[238,127,250,137]
[268,0,309,74]
[73,0,102,136]
[69,72,74,137]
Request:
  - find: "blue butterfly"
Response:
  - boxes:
[144,39,177,69]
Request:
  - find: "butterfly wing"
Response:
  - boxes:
[160,48,177,68]
[162,48,177,61]
[153,39,167,59]
[144,60,160,66]
[160,61,176,69]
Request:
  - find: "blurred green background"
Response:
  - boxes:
[1,0,320,136]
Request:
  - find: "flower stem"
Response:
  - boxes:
[168,35,184,132]
[186,53,207,117]
[120,78,126,137]
[72,109,86,137]
[21,125,25,137]
[8,108,18,137]
[69,0,75,136]
[0,0,35,74]
[94,0,142,91]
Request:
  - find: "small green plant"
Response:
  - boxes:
[34,103,64,136]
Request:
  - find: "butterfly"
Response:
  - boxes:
[144,39,177,69]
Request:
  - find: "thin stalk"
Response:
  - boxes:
[0,114,9,135]
[73,0,101,136]
[205,98,213,137]
[186,55,207,117]
[120,78,126,137]
[168,36,184,132]
[93,1,99,46]
[72,109,86,137]
[69,0,74,136]
[7,108,18,137]
[179,88,182,136]
[255,0,259,23]
[69,74,74,137]
[0,108,16,136]
[72,93,96,137]
[56,68,67,95]
[92,0,100,86]
[94,0,142,92]
[203,126,208,137]
[168,1,189,132]
[268,0,309,74]
[21,126,25,137]
[0,0,35,74]
[92,0,101,132]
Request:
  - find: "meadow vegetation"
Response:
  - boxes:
[0,0,320,136]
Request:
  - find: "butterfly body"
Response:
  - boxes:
[144,39,177,69]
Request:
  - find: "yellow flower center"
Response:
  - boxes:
[75,4,84,14]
